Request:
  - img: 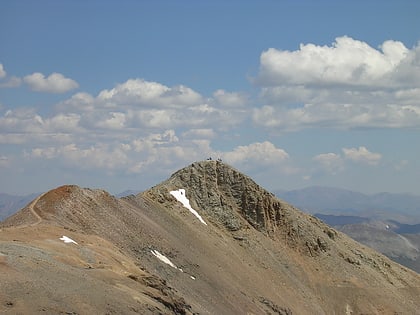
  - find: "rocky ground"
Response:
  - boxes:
[1,160,420,314]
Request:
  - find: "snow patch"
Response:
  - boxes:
[59,236,78,245]
[170,189,207,225]
[151,250,183,271]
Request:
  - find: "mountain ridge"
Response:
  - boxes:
[1,160,420,314]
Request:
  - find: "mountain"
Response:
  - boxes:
[275,186,420,223]
[315,214,420,273]
[1,161,420,314]
[0,192,40,221]
[277,187,420,274]
[338,222,420,273]
[115,189,141,198]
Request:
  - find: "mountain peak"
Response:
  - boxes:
[146,160,277,231]
[1,185,114,229]
[144,161,338,257]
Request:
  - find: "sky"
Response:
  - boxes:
[1,1,420,196]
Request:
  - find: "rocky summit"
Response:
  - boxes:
[1,160,420,314]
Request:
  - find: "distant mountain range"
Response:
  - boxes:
[275,186,420,223]
[0,192,40,221]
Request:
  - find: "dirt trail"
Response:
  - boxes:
[28,193,45,226]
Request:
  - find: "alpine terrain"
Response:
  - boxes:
[1,161,419,314]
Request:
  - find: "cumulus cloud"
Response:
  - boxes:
[258,36,411,87]
[57,79,247,132]
[26,129,203,175]
[313,147,381,171]
[213,89,248,107]
[57,92,96,112]
[0,109,82,144]
[253,103,420,131]
[313,152,344,174]
[28,143,131,171]
[97,79,202,108]
[342,146,382,165]
[1,77,248,149]
[95,112,126,130]
[24,72,79,93]
[182,128,216,139]
[254,37,420,131]
[222,141,289,166]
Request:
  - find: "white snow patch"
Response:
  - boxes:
[151,250,183,271]
[59,236,78,245]
[170,189,207,225]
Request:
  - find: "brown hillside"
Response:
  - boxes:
[1,160,420,314]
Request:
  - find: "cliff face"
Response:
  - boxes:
[1,160,420,315]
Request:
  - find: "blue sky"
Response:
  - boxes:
[1,1,420,195]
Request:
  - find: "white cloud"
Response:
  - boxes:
[182,128,216,139]
[56,79,247,132]
[57,92,95,112]
[258,36,410,87]
[97,79,202,108]
[313,152,344,174]
[253,103,420,131]
[0,109,82,144]
[0,109,79,133]
[24,72,79,93]
[0,64,6,78]
[222,141,289,166]
[131,130,179,153]
[342,146,382,165]
[254,37,420,131]
[43,113,81,133]
[213,89,248,107]
[95,112,126,130]
[28,143,130,171]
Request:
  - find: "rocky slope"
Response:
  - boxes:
[1,160,420,314]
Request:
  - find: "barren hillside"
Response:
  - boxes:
[1,160,419,314]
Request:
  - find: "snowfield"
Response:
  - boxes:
[151,249,197,280]
[59,236,78,244]
[170,189,207,225]
[151,249,182,271]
